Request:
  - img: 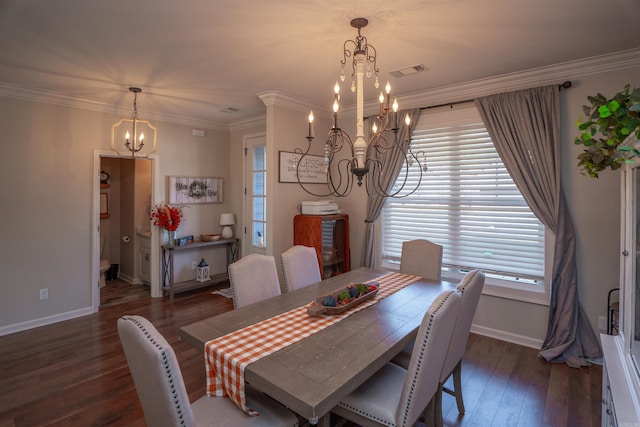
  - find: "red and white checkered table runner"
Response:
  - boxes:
[204,272,420,415]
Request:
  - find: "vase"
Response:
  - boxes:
[167,230,177,246]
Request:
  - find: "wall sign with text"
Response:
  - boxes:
[168,176,223,204]
[279,151,327,184]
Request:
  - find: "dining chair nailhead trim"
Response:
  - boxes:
[123,316,189,427]
[337,291,454,427]
[338,402,396,427]
[399,291,452,427]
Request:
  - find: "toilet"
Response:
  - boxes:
[99,237,111,288]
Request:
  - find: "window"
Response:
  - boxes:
[381,103,547,299]
[251,145,267,249]
[244,134,267,255]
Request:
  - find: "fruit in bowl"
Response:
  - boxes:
[307,281,379,316]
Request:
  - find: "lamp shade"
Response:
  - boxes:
[220,213,235,239]
[220,213,235,226]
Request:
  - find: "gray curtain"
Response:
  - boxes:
[362,108,421,267]
[475,86,601,367]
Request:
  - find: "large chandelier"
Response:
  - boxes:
[110,87,157,158]
[296,18,427,198]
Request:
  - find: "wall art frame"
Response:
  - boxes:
[279,151,327,184]
[168,176,223,204]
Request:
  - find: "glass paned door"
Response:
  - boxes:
[244,135,267,255]
[630,164,640,373]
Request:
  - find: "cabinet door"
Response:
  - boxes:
[622,162,640,372]
[139,246,151,284]
[320,217,348,279]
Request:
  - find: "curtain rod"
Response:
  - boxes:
[419,80,572,111]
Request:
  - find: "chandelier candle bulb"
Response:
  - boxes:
[385,81,391,111]
[404,114,411,140]
[393,98,399,129]
[308,111,314,138]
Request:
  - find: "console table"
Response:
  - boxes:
[162,238,239,301]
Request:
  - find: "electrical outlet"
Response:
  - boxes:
[39,288,49,300]
[192,261,198,270]
[599,316,607,331]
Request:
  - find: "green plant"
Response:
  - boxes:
[575,84,640,178]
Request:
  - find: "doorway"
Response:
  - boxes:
[93,152,158,310]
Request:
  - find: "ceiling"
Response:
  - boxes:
[1,0,639,128]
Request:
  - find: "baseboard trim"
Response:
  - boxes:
[0,307,94,336]
[471,324,544,350]
[1,305,547,347]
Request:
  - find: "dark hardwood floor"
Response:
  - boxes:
[0,285,602,427]
[100,279,150,308]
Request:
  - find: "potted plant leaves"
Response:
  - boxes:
[575,84,640,178]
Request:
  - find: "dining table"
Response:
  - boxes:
[179,267,458,426]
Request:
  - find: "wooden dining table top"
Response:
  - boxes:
[179,267,458,425]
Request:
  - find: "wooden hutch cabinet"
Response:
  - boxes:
[601,160,640,426]
[294,214,350,279]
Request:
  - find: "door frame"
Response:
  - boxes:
[91,150,161,311]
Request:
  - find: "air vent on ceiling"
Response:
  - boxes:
[389,64,427,78]
[220,107,240,113]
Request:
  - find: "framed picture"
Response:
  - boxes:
[177,235,194,246]
[279,151,327,184]
[168,176,223,204]
[100,193,109,218]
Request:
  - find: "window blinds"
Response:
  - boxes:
[382,104,544,282]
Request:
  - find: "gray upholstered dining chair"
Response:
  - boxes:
[280,245,321,292]
[117,315,299,427]
[228,254,281,309]
[391,269,485,427]
[331,290,461,427]
[400,239,443,280]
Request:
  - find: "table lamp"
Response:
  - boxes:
[220,213,235,239]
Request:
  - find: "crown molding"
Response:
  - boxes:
[258,91,328,115]
[2,48,639,131]
[228,114,266,132]
[0,82,230,132]
[355,47,640,114]
[0,82,113,111]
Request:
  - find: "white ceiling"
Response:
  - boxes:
[1,0,639,128]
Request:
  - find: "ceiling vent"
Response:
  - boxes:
[389,64,427,78]
[220,107,240,113]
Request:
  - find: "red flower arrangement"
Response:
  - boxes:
[150,203,184,232]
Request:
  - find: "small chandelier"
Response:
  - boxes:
[110,87,157,158]
[296,18,427,198]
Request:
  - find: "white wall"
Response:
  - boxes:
[155,121,232,282]
[0,97,232,333]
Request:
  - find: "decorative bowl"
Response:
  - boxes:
[307,282,379,316]
[201,233,222,242]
